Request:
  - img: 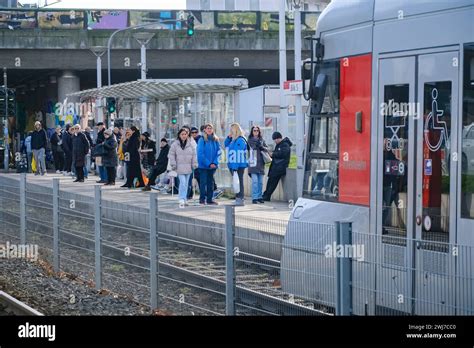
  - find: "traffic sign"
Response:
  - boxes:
[283,80,303,95]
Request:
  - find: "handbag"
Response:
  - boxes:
[232,171,240,194]
[92,144,107,157]
[262,151,272,164]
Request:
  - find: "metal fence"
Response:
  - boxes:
[0,173,473,316]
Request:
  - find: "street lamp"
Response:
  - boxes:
[133,32,155,80]
[90,46,106,124]
[133,32,155,132]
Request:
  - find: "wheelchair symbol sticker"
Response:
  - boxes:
[424,88,449,152]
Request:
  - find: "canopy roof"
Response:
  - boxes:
[68,79,249,100]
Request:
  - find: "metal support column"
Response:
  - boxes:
[336,221,353,315]
[225,205,236,315]
[94,185,102,291]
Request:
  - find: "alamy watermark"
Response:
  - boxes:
[324,242,365,262]
[0,241,38,262]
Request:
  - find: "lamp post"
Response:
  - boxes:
[293,0,304,198]
[133,32,155,132]
[279,0,288,137]
[3,67,8,171]
[90,46,106,124]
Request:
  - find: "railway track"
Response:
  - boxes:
[0,205,334,316]
[0,291,43,316]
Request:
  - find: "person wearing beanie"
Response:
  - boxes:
[262,132,293,201]
[102,128,118,185]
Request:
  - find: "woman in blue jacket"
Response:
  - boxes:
[224,123,249,206]
[197,124,221,205]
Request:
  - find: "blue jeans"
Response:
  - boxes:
[199,168,216,203]
[251,173,263,200]
[98,165,108,181]
[178,174,191,201]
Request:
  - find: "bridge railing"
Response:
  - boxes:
[0,9,320,32]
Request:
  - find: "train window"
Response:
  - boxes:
[382,84,409,238]
[309,117,338,154]
[303,60,340,200]
[422,81,451,243]
[461,44,474,219]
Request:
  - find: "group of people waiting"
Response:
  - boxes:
[23,120,292,206]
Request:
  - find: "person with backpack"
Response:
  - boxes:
[224,123,249,206]
[102,129,118,186]
[31,121,48,176]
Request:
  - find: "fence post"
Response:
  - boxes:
[52,178,60,273]
[94,185,102,291]
[225,205,236,315]
[336,221,353,315]
[19,172,26,245]
[149,192,158,310]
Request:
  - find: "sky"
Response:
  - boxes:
[20,0,187,10]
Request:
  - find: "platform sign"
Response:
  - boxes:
[283,80,303,95]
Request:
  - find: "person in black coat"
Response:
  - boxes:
[140,132,157,170]
[95,122,108,183]
[121,126,144,188]
[71,124,90,183]
[142,138,170,191]
[262,132,292,202]
[102,129,118,185]
[61,124,73,174]
[50,126,65,173]
[31,121,48,175]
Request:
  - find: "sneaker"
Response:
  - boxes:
[252,199,259,204]
[179,199,186,206]
[56,170,61,174]
[207,201,219,206]
[213,189,224,200]
[142,186,151,192]
[258,199,265,204]
[234,198,244,206]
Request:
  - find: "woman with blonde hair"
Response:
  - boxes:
[224,123,249,206]
[197,123,221,205]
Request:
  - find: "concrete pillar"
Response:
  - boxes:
[57,70,80,126]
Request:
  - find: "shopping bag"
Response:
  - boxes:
[232,171,240,194]
[31,156,37,173]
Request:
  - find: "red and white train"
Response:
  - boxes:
[282,0,474,315]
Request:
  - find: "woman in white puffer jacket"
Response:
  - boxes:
[168,128,198,205]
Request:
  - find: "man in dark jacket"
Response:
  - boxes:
[262,132,292,201]
[61,124,73,174]
[71,124,90,183]
[95,122,108,183]
[142,138,170,191]
[31,121,48,175]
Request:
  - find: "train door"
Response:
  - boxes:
[377,56,416,314]
[414,51,459,314]
[376,52,459,315]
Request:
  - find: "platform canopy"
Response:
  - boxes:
[68,79,249,101]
